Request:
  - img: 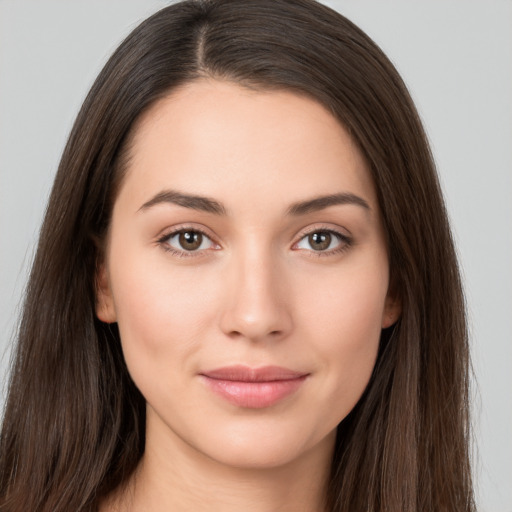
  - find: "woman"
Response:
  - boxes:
[0,0,475,511]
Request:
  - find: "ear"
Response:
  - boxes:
[381,289,401,329]
[95,261,117,323]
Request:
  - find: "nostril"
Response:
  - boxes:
[226,329,284,341]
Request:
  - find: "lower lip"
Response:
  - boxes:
[200,375,307,408]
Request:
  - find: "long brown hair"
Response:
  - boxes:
[0,1,474,510]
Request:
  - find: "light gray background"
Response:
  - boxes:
[1,1,510,510]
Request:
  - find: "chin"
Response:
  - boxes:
[189,419,337,471]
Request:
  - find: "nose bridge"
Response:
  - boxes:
[219,237,292,341]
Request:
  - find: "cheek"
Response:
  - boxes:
[295,261,387,407]
[298,258,387,340]
[108,251,220,381]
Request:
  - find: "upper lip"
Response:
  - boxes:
[200,365,308,382]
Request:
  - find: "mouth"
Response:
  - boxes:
[199,365,309,409]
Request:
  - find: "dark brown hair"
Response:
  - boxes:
[0,1,474,510]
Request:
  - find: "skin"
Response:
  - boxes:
[97,80,400,512]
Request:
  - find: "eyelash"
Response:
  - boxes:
[156,226,217,258]
[156,226,352,258]
[293,228,352,258]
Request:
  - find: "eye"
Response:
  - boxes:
[160,229,217,254]
[294,229,350,254]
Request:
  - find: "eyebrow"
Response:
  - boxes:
[138,189,370,216]
[286,192,371,215]
[139,190,227,215]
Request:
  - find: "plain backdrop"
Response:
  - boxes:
[0,1,511,510]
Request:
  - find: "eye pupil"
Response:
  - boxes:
[309,232,331,251]
[179,231,202,250]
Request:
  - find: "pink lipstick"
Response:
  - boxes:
[199,365,308,408]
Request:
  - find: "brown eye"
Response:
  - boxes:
[295,229,348,254]
[163,229,216,254]
[178,231,203,251]
[308,231,332,251]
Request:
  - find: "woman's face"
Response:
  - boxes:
[97,80,400,470]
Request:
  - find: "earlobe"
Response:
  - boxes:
[95,262,117,323]
[382,294,401,329]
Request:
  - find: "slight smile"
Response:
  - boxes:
[199,365,310,409]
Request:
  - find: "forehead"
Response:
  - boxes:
[118,79,377,214]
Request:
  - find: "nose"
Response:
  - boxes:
[218,246,293,343]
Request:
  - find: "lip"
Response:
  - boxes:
[199,365,309,409]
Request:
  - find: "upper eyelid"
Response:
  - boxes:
[294,223,351,240]
[157,224,218,242]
